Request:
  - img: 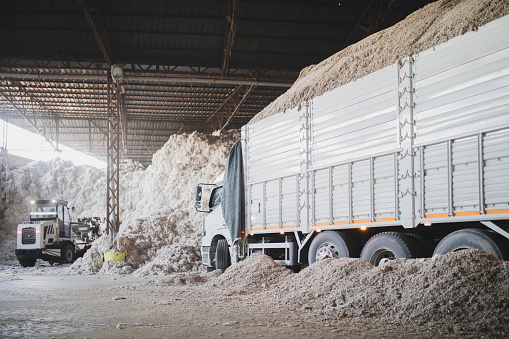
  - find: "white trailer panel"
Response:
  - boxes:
[242,15,509,234]
[413,15,509,146]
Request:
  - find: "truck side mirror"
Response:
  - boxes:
[195,186,202,210]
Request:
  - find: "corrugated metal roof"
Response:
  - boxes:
[0,0,435,164]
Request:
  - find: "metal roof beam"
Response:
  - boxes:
[222,0,239,75]
[220,85,255,132]
[79,0,112,66]
[343,0,396,49]
[0,88,60,152]
[1,59,299,78]
[0,72,293,87]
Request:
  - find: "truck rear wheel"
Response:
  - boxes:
[215,239,230,271]
[62,243,76,263]
[433,228,508,260]
[308,231,360,265]
[404,233,435,257]
[360,232,420,266]
[18,258,36,267]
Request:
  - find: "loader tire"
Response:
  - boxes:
[214,239,230,271]
[433,228,508,260]
[18,258,36,267]
[62,243,76,263]
[308,231,360,265]
[361,232,420,266]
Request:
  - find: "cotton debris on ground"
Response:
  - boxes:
[0,131,240,275]
[208,250,509,335]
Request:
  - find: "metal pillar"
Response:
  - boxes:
[106,70,121,247]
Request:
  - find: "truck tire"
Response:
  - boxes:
[404,233,436,257]
[18,258,36,267]
[433,228,508,260]
[62,243,76,263]
[308,231,360,265]
[215,239,230,271]
[360,232,420,266]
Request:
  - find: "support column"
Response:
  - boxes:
[106,70,121,247]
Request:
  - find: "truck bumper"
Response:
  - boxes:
[201,246,211,267]
[15,248,60,262]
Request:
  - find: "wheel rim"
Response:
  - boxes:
[370,249,395,266]
[65,249,72,261]
[315,242,340,261]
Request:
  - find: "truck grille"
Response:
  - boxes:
[22,228,36,244]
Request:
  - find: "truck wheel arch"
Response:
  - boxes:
[308,231,361,265]
[433,228,508,260]
[360,232,421,266]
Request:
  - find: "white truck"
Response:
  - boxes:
[196,15,509,271]
[15,199,93,267]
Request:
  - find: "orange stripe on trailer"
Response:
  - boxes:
[333,220,349,225]
[314,222,330,227]
[265,226,280,230]
[282,225,296,229]
[425,213,449,218]
[486,209,509,215]
[454,211,480,217]
[353,219,371,224]
[250,227,263,231]
[374,217,396,222]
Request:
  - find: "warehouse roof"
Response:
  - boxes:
[0,0,434,164]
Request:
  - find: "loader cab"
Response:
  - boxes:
[30,200,71,238]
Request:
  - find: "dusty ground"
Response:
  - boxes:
[0,272,377,339]
[1,260,506,339]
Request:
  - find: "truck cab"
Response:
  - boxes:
[196,174,234,271]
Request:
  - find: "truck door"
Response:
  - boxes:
[206,186,227,235]
[63,205,71,238]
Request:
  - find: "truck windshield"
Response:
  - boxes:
[30,203,57,220]
[209,186,222,208]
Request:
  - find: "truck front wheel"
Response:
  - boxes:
[62,244,76,263]
[433,228,508,260]
[214,239,231,271]
[308,231,360,265]
[360,232,420,266]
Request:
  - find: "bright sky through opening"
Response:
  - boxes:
[1,121,106,169]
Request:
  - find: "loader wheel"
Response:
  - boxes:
[62,244,76,263]
[308,231,360,265]
[18,259,36,267]
[360,232,420,266]
[433,228,508,260]
[214,239,230,271]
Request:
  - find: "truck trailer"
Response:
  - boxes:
[196,15,509,271]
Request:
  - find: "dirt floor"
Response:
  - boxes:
[0,272,370,339]
[1,263,505,339]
